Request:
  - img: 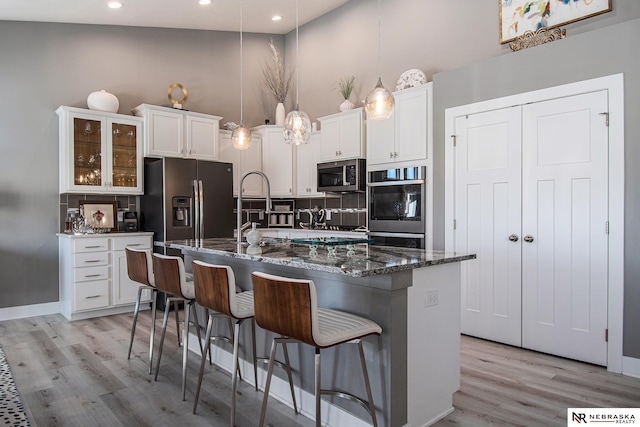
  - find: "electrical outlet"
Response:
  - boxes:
[425,290,439,307]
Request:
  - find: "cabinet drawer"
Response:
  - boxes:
[74,280,109,311]
[73,252,109,268]
[73,238,109,253]
[112,236,151,251]
[74,266,109,282]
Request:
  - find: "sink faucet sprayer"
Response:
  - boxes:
[237,170,271,244]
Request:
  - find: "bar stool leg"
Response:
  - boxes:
[127,285,146,359]
[154,294,173,381]
[251,319,258,391]
[193,313,214,414]
[357,340,378,427]
[148,289,158,375]
[282,339,298,414]
[181,301,191,401]
[230,319,243,427]
[314,348,321,427]
[174,299,182,347]
[258,338,279,427]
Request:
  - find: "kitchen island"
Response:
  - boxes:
[158,238,474,427]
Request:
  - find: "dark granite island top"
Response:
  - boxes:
[156,238,475,427]
[156,238,474,279]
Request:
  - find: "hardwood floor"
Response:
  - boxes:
[1,312,639,427]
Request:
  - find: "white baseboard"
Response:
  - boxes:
[0,302,60,322]
[622,356,640,378]
[187,335,375,427]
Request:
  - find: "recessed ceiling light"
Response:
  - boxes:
[199,0,211,5]
[107,1,123,9]
[272,15,282,21]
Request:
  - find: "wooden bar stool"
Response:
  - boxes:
[191,260,258,426]
[125,247,158,374]
[151,253,204,401]
[251,271,382,427]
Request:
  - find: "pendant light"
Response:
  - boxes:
[283,0,311,145]
[364,0,394,121]
[232,0,251,150]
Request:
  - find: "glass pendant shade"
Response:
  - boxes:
[364,77,395,120]
[231,125,251,150]
[283,108,311,145]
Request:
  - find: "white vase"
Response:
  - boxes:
[275,102,286,125]
[245,223,262,246]
[87,90,119,113]
[340,99,355,112]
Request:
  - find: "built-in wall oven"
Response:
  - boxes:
[368,166,426,248]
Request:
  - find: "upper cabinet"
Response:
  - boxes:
[296,132,324,198]
[218,130,264,198]
[132,104,222,161]
[318,108,365,162]
[57,106,143,195]
[367,83,432,166]
[253,125,295,197]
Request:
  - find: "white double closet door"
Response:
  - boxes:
[454,90,609,366]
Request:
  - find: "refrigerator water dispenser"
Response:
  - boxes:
[172,196,192,227]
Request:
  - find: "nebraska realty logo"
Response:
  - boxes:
[568,408,639,424]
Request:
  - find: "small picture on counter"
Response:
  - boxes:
[79,201,117,232]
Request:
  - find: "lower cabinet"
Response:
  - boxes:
[58,233,154,321]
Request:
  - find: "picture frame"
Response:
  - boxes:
[79,201,118,232]
[499,0,612,44]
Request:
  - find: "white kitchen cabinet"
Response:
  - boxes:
[295,132,324,198]
[253,125,295,197]
[133,104,222,161]
[367,83,432,166]
[58,233,153,321]
[318,108,365,162]
[57,106,143,195]
[218,130,263,198]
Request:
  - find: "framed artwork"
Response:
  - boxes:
[499,0,612,44]
[79,201,118,232]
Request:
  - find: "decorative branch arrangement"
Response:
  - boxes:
[262,39,293,104]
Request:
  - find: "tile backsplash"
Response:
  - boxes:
[59,194,138,233]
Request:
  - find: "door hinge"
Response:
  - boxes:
[605,329,608,342]
[606,221,610,234]
[453,219,457,230]
[600,112,609,127]
[451,135,457,147]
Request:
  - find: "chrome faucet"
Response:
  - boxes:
[237,170,271,244]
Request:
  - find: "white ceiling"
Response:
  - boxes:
[0,0,349,34]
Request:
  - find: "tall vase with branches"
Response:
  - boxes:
[262,39,292,125]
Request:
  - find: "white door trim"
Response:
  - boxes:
[444,73,624,373]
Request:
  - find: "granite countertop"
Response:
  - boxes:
[157,238,475,278]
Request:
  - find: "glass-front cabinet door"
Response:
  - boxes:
[57,106,143,194]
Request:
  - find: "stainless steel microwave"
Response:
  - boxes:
[317,158,366,192]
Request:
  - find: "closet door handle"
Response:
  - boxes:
[523,235,534,243]
[508,234,519,242]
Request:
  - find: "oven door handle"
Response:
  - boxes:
[368,231,426,238]
[367,179,425,187]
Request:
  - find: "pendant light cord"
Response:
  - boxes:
[377,0,381,77]
[240,0,244,124]
[295,0,299,110]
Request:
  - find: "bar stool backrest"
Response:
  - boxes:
[125,247,155,287]
[152,253,188,299]
[251,271,318,347]
[191,260,236,317]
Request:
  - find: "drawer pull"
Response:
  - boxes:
[85,274,102,278]
[84,260,102,263]
[126,244,142,247]
[85,295,102,299]
[85,245,104,249]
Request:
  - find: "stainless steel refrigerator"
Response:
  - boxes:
[140,157,234,253]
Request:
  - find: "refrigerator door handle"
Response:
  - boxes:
[198,180,204,239]
[193,179,200,240]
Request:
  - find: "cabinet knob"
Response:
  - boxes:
[523,235,535,243]
[390,152,394,158]
[336,151,339,156]
[394,152,398,158]
[508,234,519,242]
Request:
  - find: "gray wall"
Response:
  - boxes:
[2,0,640,357]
